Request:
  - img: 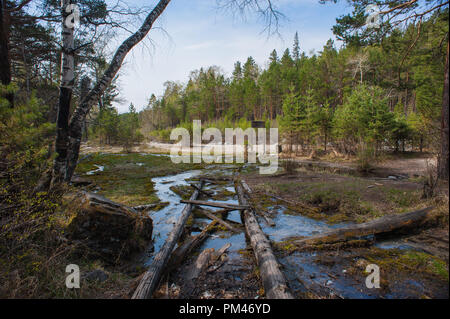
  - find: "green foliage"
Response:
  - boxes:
[0,89,67,298]
[117,104,143,152]
[136,11,447,158]
[90,103,143,151]
[333,85,395,148]
[0,88,55,183]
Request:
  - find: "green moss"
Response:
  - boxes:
[260,176,424,224]
[169,185,193,200]
[364,248,449,281]
[212,188,235,200]
[75,153,205,206]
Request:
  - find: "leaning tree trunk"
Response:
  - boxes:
[51,0,75,187]
[0,0,13,107]
[64,0,171,183]
[65,76,90,181]
[438,39,449,180]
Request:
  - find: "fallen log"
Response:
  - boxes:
[211,208,234,219]
[132,181,205,299]
[167,220,218,271]
[183,243,231,296]
[186,248,215,281]
[291,207,433,247]
[207,243,231,273]
[241,180,275,227]
[197,208,241,233]
[189,183,213,197]
[236,181,294,299]
[180,199,249,211]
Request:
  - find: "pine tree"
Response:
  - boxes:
[293,32,300,62]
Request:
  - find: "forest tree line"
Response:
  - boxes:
[88,10,448,162]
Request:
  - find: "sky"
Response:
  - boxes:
[110,0,352,113]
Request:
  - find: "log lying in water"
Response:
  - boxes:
[197,208,241,233]
[132,181,205,299]
[183,243,232,295]
[167,220,218,271]
[236,180,294,299]
[186,248,215,281]
[291,207,433,247]
[207,243,231,273]
[241,180,275,227]
[188,183,213,197]
[180,199,249,211]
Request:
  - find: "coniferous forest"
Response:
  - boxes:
[0,0,449,301]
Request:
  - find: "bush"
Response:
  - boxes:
[356,143,376,173]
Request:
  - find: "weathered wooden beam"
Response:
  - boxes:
[180,199,249,211]
[291,207,434,247]
[132,181,205,299]
[236,180,294,299]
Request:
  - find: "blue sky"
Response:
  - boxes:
[111,0,352,112]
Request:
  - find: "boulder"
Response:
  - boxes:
[67,192,153,262]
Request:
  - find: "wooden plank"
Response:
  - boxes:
[132,181,205,299]
[236,180,294,299]
[180,199,249,210]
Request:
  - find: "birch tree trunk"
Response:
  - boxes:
[51,0,75,186]
[63,0,171,182]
